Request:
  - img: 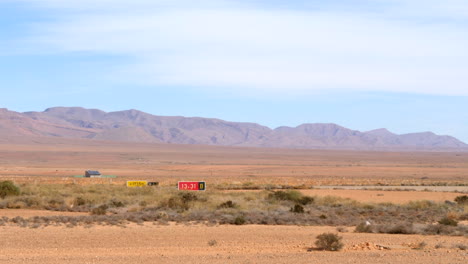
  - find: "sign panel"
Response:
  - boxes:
[148,182,159,186]
[178,181,206,191]
[126,180,148,187]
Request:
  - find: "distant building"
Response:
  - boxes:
[85,170,101,178]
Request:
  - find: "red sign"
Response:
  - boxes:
[178,181,206,191]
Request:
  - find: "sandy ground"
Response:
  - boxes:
[298,189,462,204]
[0,223,466,264]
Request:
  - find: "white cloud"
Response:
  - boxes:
[15,0,468,95]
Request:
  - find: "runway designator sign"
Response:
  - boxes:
[178,181,206,191]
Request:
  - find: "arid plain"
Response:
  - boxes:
[0,139,467,263]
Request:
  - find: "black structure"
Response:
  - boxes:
[85,170,101,177]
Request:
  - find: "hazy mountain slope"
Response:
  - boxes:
[1,107,466,150]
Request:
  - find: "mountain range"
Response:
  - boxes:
[0,107,466,150]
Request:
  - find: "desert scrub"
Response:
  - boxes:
[0,181,20,199]
[268,190,314,205]
[314,233,344,251]
[438,217,458,226]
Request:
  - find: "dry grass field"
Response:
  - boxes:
[0,140,467,263]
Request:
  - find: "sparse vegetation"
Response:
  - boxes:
[314,233,343,251]
[0,183,465,237]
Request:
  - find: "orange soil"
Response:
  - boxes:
[0,223,466,264]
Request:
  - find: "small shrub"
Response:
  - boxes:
[0,181,20,199]
[268,190,302,202]
[380,224,414,234]
[290,204,304,213]
[109,199,125,208]
[355,222,373,233]
[91,204,108,215]
[413,241,427,250]
[438,217,458,226]
[218,200,237,209]
[298,196,314,205]
[180,192,198,203]
[454,195,468,205]
[319,214,327,219]
[208,240,217,246]
[315,233,344,251]
[268,191,314,206]
[233,215,246,225]
[453,244,467,250]
[435,243,445,249]
[74,197,86,206]
[336,227,348,233]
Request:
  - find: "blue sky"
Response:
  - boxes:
[1,0,467,143]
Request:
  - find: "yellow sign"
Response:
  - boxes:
[126,181,148,187]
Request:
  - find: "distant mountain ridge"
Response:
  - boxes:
[0,107,466,150]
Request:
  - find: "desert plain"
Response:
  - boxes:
[0,139,467,263]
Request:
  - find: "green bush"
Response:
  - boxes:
[233,215,246,225]
[315,233,344,251]
[0,181,20,199]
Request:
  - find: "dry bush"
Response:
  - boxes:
[91,204,108,215]
[454,195,468,205]
[355,222,373,233]
[267,190,314,205]
[377,223,415,234]
[290,204,305,213]
[453,244,467,250]
[438,217,458,226]
[314,233,343,251]
[218,200,238,209]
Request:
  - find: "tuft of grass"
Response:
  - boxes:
[315,233,343,251]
